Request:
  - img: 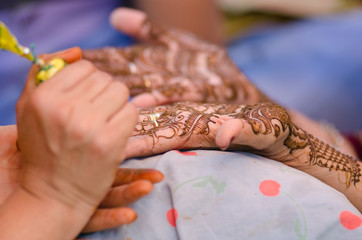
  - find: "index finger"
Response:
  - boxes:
[16,47,83,119]
[22,47,83,95]
[112,168,164,187]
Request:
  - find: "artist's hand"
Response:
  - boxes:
[83,8,268,108]
[0,125,163,233]
[81,167,163,233]
[15,47,141,234]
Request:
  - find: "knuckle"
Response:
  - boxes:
[27,90,46,112]
[125,103,139,123]
[67,119,93,142]
[51,104,71,128]
[90,135,113,156]
[99,70,112,80]
[78,59,96,73]
[96,70,113,84]
[112,81,130,97]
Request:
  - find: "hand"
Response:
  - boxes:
[0,125,163,233]
[126,101,361,212]
[15,47,139,230]
[84,9,358,158]
[83,8,268,108]
[125,101,360,187]
[81,167,164,233]
[125,101,298,163]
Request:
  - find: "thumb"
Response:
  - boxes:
[25,47,83,92]
[215,119,246,150]
[17,47,82,116]
[216,118,278,151]
[216,118,264,151]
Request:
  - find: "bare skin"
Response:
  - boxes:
[0,125,163,234]
[0,48,164,240]
[125,101,361,212]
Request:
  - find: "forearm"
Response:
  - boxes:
[290,127,362,212]
[0,187,90,240]
[288,109,357,157]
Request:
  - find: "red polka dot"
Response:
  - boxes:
[174,150,197,156]
[167,208,178,227]
[259,180,281,197]
[339,210,362,230]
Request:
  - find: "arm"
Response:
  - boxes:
[0,48,138,239]
[84,8,357,157]
[125,102,361,212]
[217,103,362,212]
[0,123,163,234]
[0,188,90,240]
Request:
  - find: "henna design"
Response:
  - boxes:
[306,134,361,187]
[135,102,361,188]
[83,19,269,105]
[135,103,226,146]
[237,103,361,187]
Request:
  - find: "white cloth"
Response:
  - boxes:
[85,150,362,240]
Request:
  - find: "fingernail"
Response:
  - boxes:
[52,47,79,55]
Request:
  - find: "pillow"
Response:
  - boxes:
[85,150,362,240]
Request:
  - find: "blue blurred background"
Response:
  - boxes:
[1,0,361,131]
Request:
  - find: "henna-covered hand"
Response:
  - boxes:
[126,102,308,162]
[83,8,268,108]
[125,102,361,212]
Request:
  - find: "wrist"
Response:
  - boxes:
[20,167,103,214]
[0,187,91,240]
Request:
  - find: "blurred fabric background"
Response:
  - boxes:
[1,0,361,131]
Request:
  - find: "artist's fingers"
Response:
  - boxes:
[81,208,137,233]
[90,81,130,120]
[45,60,96,92]
[17,47,84,118]
[20,47,83,97]
[39,46,82,64]
[113,168,164,186]
[100,180,153,208]
[63,70,113,105]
